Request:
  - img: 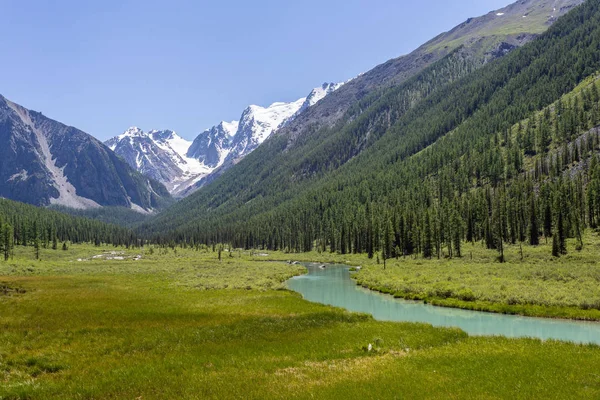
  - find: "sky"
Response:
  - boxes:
[0,0,511,141]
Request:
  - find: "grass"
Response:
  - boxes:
[349,233,600,321]
[257,232,600,320]
[424,1,559,54]
[1,244,600,398]
[0,245,305,291]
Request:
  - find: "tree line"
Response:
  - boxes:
[3,1,600,261]
[0,199,141,259]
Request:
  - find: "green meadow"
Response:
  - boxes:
[1,244,600,399]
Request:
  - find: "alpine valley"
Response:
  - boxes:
[4,0,600,399]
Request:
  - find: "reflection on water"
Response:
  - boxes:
[287,264,600,344]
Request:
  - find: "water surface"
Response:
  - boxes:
[287,263,600,344]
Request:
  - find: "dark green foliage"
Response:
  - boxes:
[529,197,539,246]
[139,2,600,260]
[49,205,151,227]
[0,222,14,261]
[0,198,139,250]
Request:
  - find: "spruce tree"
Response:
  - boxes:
[543,203,553,241]
[529,197,539,246]
[423,212,433,259]
[1,223,14,261]
[557,211,567,255]
[552,231,560,257]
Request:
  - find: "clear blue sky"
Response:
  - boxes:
[0,0,510,140]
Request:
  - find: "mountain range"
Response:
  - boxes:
[0,95,171,211]
[106,82,344,196]
[0,0,585,216]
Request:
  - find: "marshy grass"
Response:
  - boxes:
[1,243,600,398]
[257,232,600,320]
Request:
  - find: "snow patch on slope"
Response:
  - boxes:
[150,129,210,175]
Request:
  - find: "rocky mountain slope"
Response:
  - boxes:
[186,120,238,168]
[108,82,345,196]
[0,95,171,211]
[106,127,213,194]
[277,0,584,146]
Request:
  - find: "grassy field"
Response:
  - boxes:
[349,233,600,321]
[1,244,600,399]
[255,232,600,321]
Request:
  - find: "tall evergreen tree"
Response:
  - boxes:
[529,197,539,246]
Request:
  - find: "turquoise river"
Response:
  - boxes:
[287,263,600,344]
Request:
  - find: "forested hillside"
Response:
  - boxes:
[277,0,582,148]
[0,198,139,259]
[139,0,600,259]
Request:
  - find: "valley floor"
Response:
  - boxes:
[265,231,600,321]
[1,245,600,398]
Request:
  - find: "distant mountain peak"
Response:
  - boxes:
[297,81,346,116]
[122,126,145,137]
[0,96,170,211]
[218,120,239,135]
[106,127,211,195]
[109,81,344,196]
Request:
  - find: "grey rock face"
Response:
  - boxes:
[0,95,171,210]
[187,122,236,168]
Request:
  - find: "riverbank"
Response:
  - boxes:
[288,263,600,343]
[265,232,600,321]
[2,244,600,398]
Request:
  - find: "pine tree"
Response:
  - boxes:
[529,197,539,246]
[557,210,567,255]
[1,223,14,261]
[452,208,462,258]
[34,235,40,260]
[423,212,433,259]
[552,231,560,257]
[383,218,393,263]
[366,202,374,259]
[543,202,553,242]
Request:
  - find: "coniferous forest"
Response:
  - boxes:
[0,198,138,258]
[130,0,600,261]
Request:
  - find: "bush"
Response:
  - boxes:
[457,288,476,302]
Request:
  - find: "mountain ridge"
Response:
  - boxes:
[0,95,171,211]
[275,0,584,147]
[107,81,345,196]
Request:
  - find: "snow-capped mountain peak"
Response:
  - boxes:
[105,128,211,194]
[225,97,307,162]
[220,120,239,136]
[186,120,238,170]
[303,82,345,109]
[107,126,144,150]
[283,82,346,127]
[109,81,345,197]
